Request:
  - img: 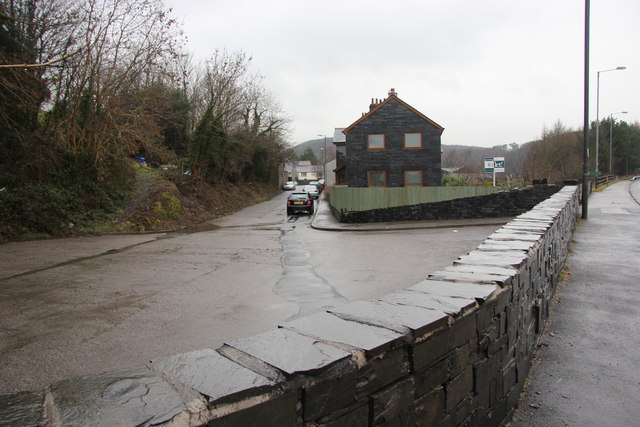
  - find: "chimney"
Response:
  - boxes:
[388,88,397,97]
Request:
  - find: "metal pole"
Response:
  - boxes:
[323,135,327,181]
[318,134,327,181]
[595,70,600,173]
[609,114,613,173]
[582,0,590,219]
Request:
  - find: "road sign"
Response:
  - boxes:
[494,157,505,173]
[484,157,494,173]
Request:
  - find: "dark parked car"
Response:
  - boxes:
[303,185,320,200]
[287,192,314,215]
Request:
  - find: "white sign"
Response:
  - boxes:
[494,157,505,173]
[484,158,494,172]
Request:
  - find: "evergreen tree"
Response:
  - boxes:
[189,105,228,181]
[300,147,318,164]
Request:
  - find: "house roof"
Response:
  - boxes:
[342,95,444,135]
[297,164,323,173]
[333,128,346,144]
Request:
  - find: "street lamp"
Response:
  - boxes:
[608,111,627,173]
[595,66,626,173]
[317,134,327,181]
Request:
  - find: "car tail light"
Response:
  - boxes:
[287,200,291,205]
[306,200,311,205]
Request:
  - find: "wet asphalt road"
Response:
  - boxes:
[0,190,501,394]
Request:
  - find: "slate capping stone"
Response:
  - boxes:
[407,280,497,303]
[0,389,44,427]
[48,367,186,427]
[487,232,542,242]
[217,345,286,383]
[457,250,529,265]
[444,264,517,277]
[280,311,404,358]
[224,329,352,377]
[380,290,477,317]
[477,241,536,252]
[428,268,513,287]
[150,348,275,406]
[328,299,449,343]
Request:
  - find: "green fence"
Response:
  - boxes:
[329,186,500,212]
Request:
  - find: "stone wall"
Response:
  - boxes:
[336,185,561,223]
[0,186,581,427]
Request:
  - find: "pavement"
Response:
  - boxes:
[509,179,640,426]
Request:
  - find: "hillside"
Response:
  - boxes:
[293,137,535,175]
[0,164,281,242]
[92,166,281,233]
[293,138,336,164]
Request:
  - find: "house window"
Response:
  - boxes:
[368,171,386,187]
[367,134,385,150]
[404,133,422,149]
[404,170,423,187]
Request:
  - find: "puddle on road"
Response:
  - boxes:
[274,222,348,321]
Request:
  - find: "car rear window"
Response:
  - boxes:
[289,193,308,200]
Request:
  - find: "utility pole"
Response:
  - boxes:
[318,134,327,181]
[582,0,590,219]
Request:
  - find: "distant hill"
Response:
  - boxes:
[292,138,336,164]
[441,143,534,175]
[292,139,536,175]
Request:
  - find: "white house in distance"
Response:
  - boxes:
[294,160,323,182]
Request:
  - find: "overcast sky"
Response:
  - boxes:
[165,0,639,148]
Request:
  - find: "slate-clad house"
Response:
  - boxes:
[334,89,444,187]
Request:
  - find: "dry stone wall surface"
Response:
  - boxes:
[0,186,581,427]
[336,185,561,223]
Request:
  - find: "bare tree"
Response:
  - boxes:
[524,121,582,183]
[43,0,185,164]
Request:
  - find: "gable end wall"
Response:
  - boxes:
[346,99,442,187]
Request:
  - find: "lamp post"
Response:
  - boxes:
[317,134,327,181]
[595,66,626,173]
[608,111,627,173]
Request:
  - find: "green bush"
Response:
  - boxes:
[0,177,133,240]
[442,174,469,186]
[0,184,81,237]
[153,192,181,220]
